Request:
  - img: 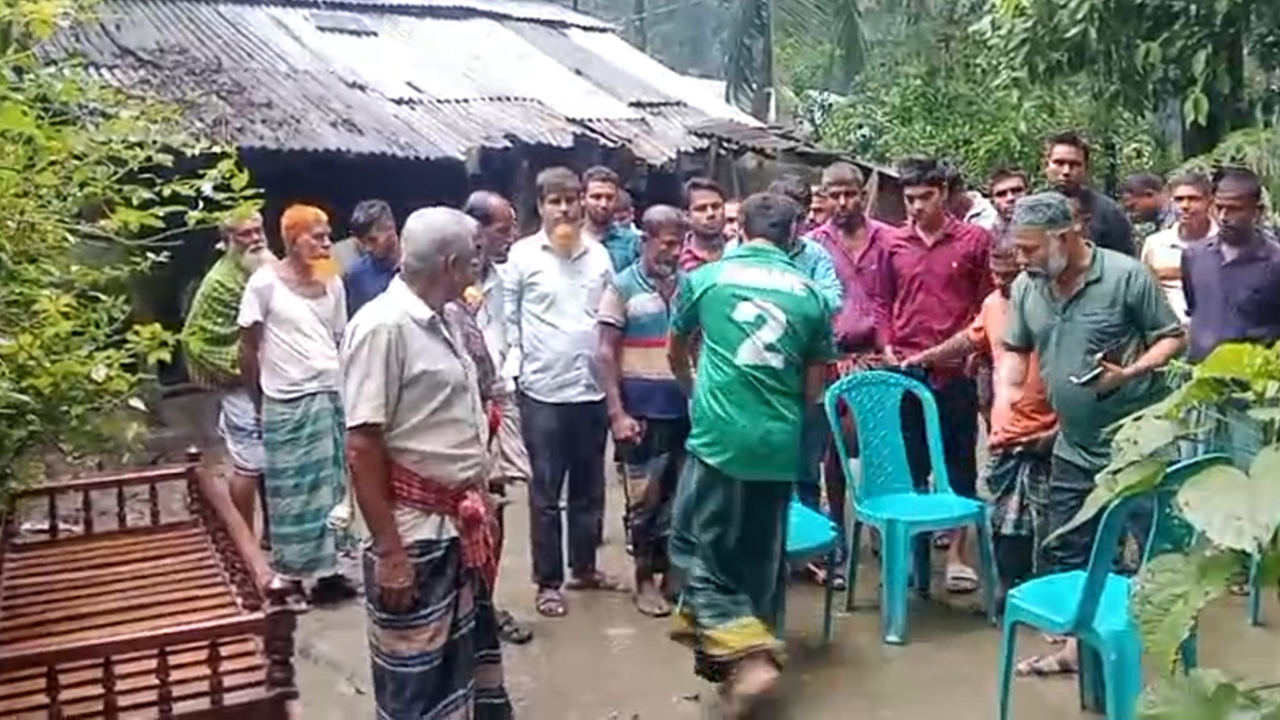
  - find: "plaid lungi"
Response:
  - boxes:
[984,440,1053,540]
[262,391,345,579]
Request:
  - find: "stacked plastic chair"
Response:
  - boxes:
[995,454,1226,720]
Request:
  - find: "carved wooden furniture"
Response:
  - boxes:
[0,449,296,719]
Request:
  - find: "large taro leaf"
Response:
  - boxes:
[1140,669,1280,720]
[1045,457,1165,545]
[1196,342,1275,381]
[1132,551,1239,673]
[1176,446,1280,553]
[1111,413,1181,465]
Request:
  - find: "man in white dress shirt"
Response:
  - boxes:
[503,167,621,618]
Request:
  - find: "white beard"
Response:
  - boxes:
[236,247,275,274]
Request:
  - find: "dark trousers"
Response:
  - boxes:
[901,376,979,498]
[796,403,847,558]
[619,417,689,580]
[1043,455,1098,574]
[519,394,608,589]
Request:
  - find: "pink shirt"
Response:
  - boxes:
[809,218,893,351]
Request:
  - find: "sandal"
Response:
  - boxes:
[535,588,567,618]
[829,570,847,592]
[496,609,533,644]
[804,562,847,591]
[283,581,310,613]
[945,563,979,594]
[566,571,628,593]
[310,574,359,606]
[634,582,673,617]
[1015,653,1077,677]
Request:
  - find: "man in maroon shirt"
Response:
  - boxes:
[882,157,992,593]
[808,160,893,587]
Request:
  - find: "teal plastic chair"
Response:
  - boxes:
[778,498,841,643]
[995,454,1225,720]
[1248,555,1264,626]
[823,370,998,645]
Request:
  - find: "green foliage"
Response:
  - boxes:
[1140,670,1280,720]
[1178,451,1280,553]
[0,0,259,496]
[1132,552,1238,673]
[981,0,1279,124]
[1054,341,1280,718]
[808,33,1162,182]
[1180,126,1280,218]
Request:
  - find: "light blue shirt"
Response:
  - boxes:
[726,237,842,312]
[791,238,844,313]
[502,231,616,403]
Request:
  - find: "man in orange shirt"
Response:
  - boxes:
[902,234,1058,597]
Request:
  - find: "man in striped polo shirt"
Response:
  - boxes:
[599,205,690,617]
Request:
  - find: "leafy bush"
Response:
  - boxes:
[806,36,1164,184]
[1054,342,1280,719]
[0,0,259,497]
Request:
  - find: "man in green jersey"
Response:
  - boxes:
[667,192,835,714]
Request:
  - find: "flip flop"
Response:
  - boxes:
[805,562,847,591]
[1015,653,1077,677]
[945,563,979,594]
[535,588,567,618]
[496,609,533,644]
[634,587,673,617]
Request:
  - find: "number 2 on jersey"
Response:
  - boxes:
[732,299,787,368]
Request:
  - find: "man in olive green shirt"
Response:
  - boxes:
[1000,192,1184,676]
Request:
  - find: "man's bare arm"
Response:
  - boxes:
[997,348,1029,403]
[908,329,979,368]
[599,325,627,420]
[239,324,264,413]
[345,425,404,558]
[667,331,694,397]
[1120,334,1186,380]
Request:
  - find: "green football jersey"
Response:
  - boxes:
[672,242,835,482]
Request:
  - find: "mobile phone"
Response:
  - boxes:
[1069,341,1125,385]
[1069,365,1105,385]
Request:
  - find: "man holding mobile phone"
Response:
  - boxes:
[998,192,1184,677]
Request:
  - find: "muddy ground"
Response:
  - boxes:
[27,392,1280,719]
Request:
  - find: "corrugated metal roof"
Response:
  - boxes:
[212,0,615,30]
[505,21,678,107]
[561,29,763,126]
[45,0,773,164]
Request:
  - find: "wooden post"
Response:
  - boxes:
[264,576,299,712]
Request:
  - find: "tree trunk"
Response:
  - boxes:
[749,0,774,122]
[1181,16,1250,158]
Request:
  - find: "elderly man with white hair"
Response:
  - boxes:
[341,207,513,719]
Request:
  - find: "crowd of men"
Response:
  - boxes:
[180,128,1280,719]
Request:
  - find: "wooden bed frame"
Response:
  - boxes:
[0,449,297,719]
